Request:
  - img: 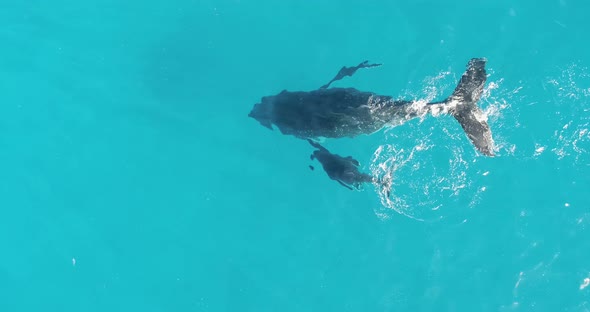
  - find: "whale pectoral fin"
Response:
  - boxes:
[258,120,273,130]
[320,60,382,89]
[337,180,354,190]
[345,156,360,167]
[307,139,328,152]
[307,139,321,148]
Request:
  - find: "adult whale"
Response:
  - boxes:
[248,58,495,156]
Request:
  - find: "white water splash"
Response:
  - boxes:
[544,62,590,163]
[581,277,590,290]
[369,69,506,221]
[534,143,546,156]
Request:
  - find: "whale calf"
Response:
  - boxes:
[307,139,377,191]
[248,58,495,156]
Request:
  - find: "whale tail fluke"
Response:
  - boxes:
[446,58,495,157]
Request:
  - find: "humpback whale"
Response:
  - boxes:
[248,58,495,156]
[307,139,379,191]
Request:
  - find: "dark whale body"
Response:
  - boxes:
[307,139,375,191]
[248,58,495,156]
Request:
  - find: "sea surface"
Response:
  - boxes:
[1,0,589,311]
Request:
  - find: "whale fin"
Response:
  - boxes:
[337,180,355,190]
[447,58,495,157]
[320,60,382,89]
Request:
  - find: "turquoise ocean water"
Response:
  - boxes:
[1,0,589,311]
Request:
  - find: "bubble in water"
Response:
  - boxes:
[368,66,511,221]
[546,63,590,163]
[370,136,490,221]
[534,144,546,156]
[580,277,589,290]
